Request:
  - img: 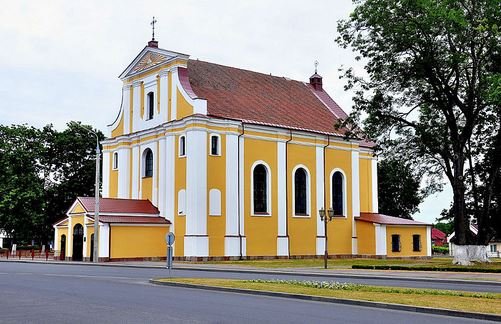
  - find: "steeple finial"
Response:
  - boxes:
[314,60,319,74]
[150,16,157,41]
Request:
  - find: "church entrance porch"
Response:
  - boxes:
[72,224,84,261]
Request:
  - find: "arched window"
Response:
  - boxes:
[253,164,268,214]
[294,168,308,215]
[332,171,344,216]
[144,149,153,177]
[179,135,186,157]
[147,92,154,120]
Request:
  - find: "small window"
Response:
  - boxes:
[294,168,308,215]
[210,135,220,156]
[490,244,497,253]
[112,152,119,170]
[179,135,186,157]
[147,92,154,120]
[144,149,153,177]
[332,171,344,216]
[412,234,421,252]
[253,164,268,214]
[392,234,401,252]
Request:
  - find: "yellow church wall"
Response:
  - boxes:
[359,158,372,213]
[174,134,187,256]
[356,221,376,255]
[110,225,169,258]
[109,156,118,198]
[176,89,194,120]
[67,215,84,257]
[129,84,134,133]
[85,223,94,257]
[244,137,278,256]
[207,133,226,257]
[140,82,145,119]
[111,113,124,138]
[156,75,161,114]
[56,227,68,257]
[141,176,153,201]
[386,226,428,257]
[287,143,317,256]
[325,147,353,254]
[168,72,172,121]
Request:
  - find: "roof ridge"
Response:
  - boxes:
[188,59,307,85]
[77,196,150,202]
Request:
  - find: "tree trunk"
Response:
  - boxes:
[452,154,469,245]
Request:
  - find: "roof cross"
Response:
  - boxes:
[314,60,319,74]
[150,16,157,40]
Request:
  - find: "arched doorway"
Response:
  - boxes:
[60,235,66,261]
[89,233,94,262]
[72,224,84,261]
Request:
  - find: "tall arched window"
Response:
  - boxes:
[332,171,344,216]
[253,164,268,214]
[294,168,308,215]
[147,92,154,120]
[144,149,153,177]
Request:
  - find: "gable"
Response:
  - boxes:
[119,47,189,80]
[68,201,86,215]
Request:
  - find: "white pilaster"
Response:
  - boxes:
[375,224,387,256]
[316,145,325,255]
[117,148,130,198]
[54,227,59,251]
[152,142,159,206]
[239,135,246,256]
[159,70,169,122]
[132,81,142,134]
[67,216,72,258]
[184,129,208,257]
[170,68,178,121]
[351,150,360,255]
[277,141,289,256]
[158,138,166,215]
[371,158,379,213]
[102,152,110,198]
[165,135,175,226]
[83,216,88,258]
[426,226,432,257]
[99,224,110,259]
[131,146,140,199]
[225,133,240,256]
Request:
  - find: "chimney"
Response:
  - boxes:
[148,40,158,48]
[309,72,323,91]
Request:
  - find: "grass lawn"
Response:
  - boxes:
[196,257,501,271]
[158,278,501,315]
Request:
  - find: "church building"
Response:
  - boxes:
[54,36,431,261]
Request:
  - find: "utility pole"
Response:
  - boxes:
[93,136,100,263]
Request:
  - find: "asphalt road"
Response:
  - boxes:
[0,262,497,323]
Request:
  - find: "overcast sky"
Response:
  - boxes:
[0,0,451,223]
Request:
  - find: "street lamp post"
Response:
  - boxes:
[319,207,335,269]
[79,126,101,263]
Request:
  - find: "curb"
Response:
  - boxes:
[1,259,500,287]
[149,279,501,322]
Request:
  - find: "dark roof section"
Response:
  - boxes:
[184,60,350,137]
[89,215,170,224]
[77,197,160,214]
[358,213,430,226]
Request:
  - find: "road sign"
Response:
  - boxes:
[166,232,175,246]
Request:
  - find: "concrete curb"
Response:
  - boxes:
[149,279,501,322]
[1,259,500,287]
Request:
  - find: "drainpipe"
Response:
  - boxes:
[284,129,293,257]
[237,123,245,260]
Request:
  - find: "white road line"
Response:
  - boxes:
[42,273,136,280]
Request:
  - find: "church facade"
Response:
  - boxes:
[55,38,431,261]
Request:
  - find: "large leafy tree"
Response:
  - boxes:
[336,0,501,246]
[378,158,424,219]
[0,122,103,245]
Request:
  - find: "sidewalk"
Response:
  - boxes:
[2,258,500,284]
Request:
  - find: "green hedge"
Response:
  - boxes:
[432,246,449,254]
[352,264,501,273]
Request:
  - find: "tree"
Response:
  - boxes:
[336,0,501,259]
[378,158,424,219]
[0,122,104,245]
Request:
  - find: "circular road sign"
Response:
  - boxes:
[166,232,175,246]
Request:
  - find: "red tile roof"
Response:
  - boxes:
[90,215,170,224]
[431,228,446,240]
[184,60,354,138]
[358,213,429,225]
[77,197,160,214]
